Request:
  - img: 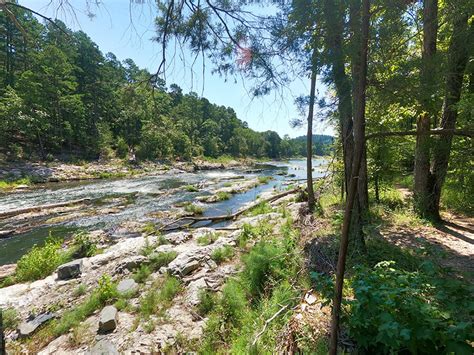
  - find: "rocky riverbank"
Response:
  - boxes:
[0,158,253,191]
[0,187,304,354]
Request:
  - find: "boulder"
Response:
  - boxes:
[117,278,138,296]
[88,339,119,355]
[17,312,55,338]
[114,255,147,274]
[98,305,118,333]
[57,260,83,280]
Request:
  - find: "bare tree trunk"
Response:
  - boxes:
[429,14,471,219]
[307,64,317,211]
[414,0,438,217]
[329,0,370,353]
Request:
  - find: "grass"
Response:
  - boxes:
[132,265,152,283]
[247,201,273,216]
[222,182,233,187]
[196,232,220,246]
[184,203,204,215]
[0,175,45,191]
[148,251,178,270]
[216,191,231,201]
[141,222,160,236]
[72,284,87,297]
[200,218,306,353]
[183,185,199,192]
[138,275,182,318]
[258,176,273,185]
[210,245,235,264]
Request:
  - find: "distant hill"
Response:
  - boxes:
[287,135,334,156]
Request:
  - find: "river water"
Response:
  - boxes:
[0,159,327,265]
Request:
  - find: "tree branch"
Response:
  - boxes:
[366,129,473,139]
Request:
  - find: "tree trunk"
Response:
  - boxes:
[429,14,471,219]
[414,0,438,217]
[329,1,370,352]
[306,61,317,211]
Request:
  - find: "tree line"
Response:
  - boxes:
[0,6,332,162]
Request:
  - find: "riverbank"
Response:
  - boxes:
[0,184,307,353]
[0,158,256,192]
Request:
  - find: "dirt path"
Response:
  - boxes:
[382,188,474,280]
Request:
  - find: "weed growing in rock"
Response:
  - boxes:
[196,290,217,316]
[197,232,219,246]
[216,191,231,201]
[133,265,152,283]
[210,245,234,264]
[70,231,97,258]
[247,201,273,216]
[149,251,178,270]
[184,203,204,215]
[72,284,87,297]
[258,176,273,184]
[184,185,199,192]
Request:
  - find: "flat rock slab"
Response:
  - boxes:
[17,312,55,338]
[98,305,118,333]
[57,259,83,280]
[117,278,138,295]
[0,263,16,279]
[88,339,119,355]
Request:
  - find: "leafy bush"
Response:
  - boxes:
[115,136,128,159]
[184,203,204,215]
[2,307,19,330]
[70,231,97,258]
[197,289,217,316]
[183,185,199,192]
[210,245,234,264]
[197,232,219,246]
[247,201,273,216]
[149,251,178,270]
[348,261,473,353]
[16,237,69,282]
[216,191,231,201]
[96,274,118,304]
[258,176,273,184]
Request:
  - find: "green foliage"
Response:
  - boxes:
[196,232,219,246]
[115,137,128,159]
[183,185,199,192]
[139,275,181,318]
[184,203,204,215]
[132,265,152,284]
[53,275,117,336]
[15,237,69,282]
[210,245,235,264]
[216,191,231,201]
[70,231,97,258]
[247,201,273,216]
[72,284,87,297]
[2,307,19,330]
[196,289,217,316]
[257,176,272,184]
[149,251,178,270]
[347,261,473,354]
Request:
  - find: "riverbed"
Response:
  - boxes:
[0,159,327,265]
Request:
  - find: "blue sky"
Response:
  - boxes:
[20,0,334,138]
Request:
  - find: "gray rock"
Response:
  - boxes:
[88,340,119,355]
[117,278,138,296]
[98,305,118,333]
[114,255,147,274]
[57,259,83,280]
[17,313,55,338]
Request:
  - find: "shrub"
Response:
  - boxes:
[132,265,152,283]
[70,231,97,258]
[115,137,128,159]
[16,237,69,282]
[216,191,231,201]
[149,251,178,270]
[210,245,234,264]
[158,275,181,304]
[139,289,159,318]
[247,201,273,216]
[197,289,216,316]
[2,307,19,330]
[197,232,219,246]
[184,185,199,192]
[347,261,473,353]
[96,274,118,304]
[258,176,272,184]
[184,203,204,215]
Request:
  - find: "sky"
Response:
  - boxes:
[20,0,334,138]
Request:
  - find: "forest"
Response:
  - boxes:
[0,0,473,354]
[0,6,332,162]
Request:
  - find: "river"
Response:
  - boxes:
[0,158,327,265]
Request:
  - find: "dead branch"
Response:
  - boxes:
[252,304,290,347]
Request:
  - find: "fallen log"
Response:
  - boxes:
[0,198,93,219]
[162,186,301,231]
